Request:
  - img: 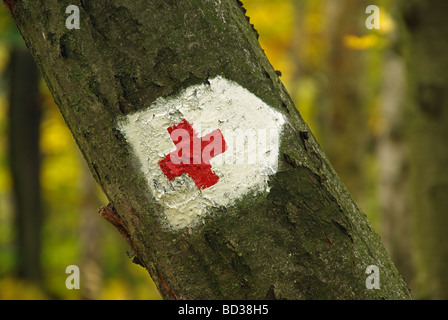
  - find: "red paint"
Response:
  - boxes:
[159,119,227,189]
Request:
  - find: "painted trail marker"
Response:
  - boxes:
[159,118,227,190]
[118,76,286,229]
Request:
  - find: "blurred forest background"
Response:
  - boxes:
[0,0,447,299]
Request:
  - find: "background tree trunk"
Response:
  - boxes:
[400,0,448,299]
[79,153,103,300]
[318,0,370,208]
[5,0,411,299]
[290,0,371,211]
[7,46,42,284]
[377,29,414,293]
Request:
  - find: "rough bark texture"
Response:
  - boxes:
[5,0,411,299]
[401,0,448,299]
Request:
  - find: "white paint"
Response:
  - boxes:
[118,76,286,229]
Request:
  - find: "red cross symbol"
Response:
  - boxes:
[159,119,227,189]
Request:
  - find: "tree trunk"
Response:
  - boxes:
[79,152,103,300]
[377,32,415,293]
[5,0,411,299]
[290,0,371,209]
[400,0,448,299]
[318,0,370,208]
[7,46,42,284]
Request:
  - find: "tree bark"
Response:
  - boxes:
[5,0,411,299]
[400,0,448,299]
